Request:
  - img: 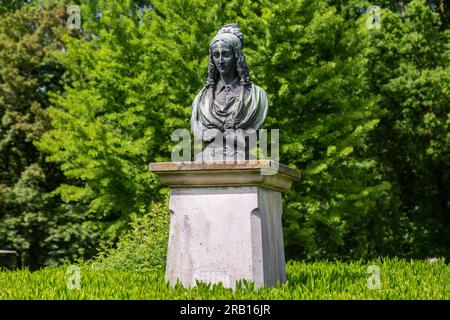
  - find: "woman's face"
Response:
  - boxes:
[211,41,235,76]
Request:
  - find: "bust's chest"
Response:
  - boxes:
[213,84,252,112]
[215,84,240,106]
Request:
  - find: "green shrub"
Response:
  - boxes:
[90,201,170,272]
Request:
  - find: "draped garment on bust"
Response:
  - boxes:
[191,83,268,141]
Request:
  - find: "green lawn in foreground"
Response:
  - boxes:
[0,258,448,299]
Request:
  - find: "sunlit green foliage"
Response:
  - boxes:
[0,258,448,299]
[90,201,169,271]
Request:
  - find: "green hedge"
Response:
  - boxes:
[1,258,448,299]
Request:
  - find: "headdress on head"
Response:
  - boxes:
[210,23,244,52]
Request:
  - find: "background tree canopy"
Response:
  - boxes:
[1,0,449,268]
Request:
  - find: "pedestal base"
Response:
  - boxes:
[167,186,285,288]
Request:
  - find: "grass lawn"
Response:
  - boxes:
[0,258,448,299]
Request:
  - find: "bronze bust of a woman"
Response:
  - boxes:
[191,24,268,161]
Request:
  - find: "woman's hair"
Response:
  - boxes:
[205,42,251,89]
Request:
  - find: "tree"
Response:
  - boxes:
[0,0,100,268]
[362,0,450,258]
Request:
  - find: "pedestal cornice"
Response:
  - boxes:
[149,160,300,192]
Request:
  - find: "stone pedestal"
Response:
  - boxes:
[149,160,299,289]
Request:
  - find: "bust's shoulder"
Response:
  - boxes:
[250,83,268,97]
[193,86,209,101]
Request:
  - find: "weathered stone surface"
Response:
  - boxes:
[149,160,299,192]
[149,161,299,289]
[166,186,286,288]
